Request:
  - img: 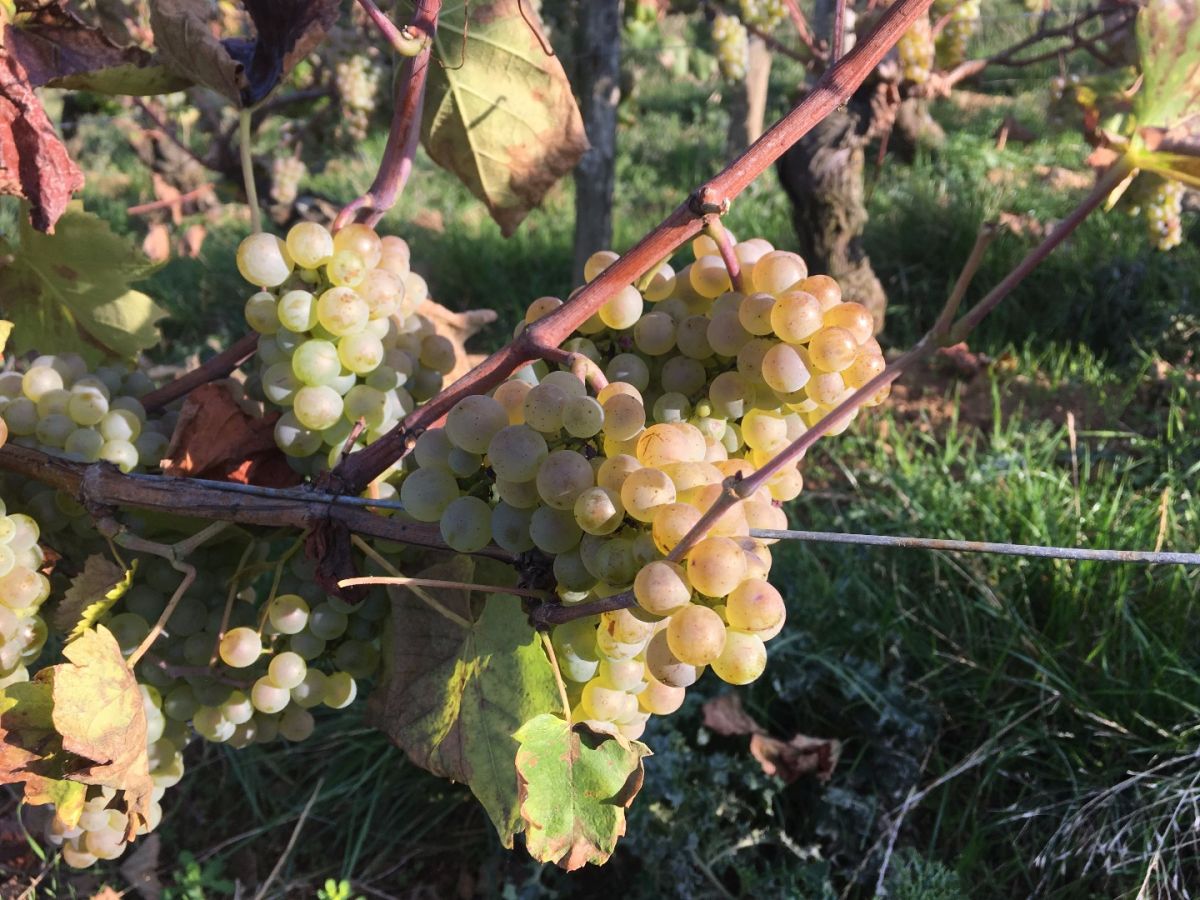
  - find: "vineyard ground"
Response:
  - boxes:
[3,23,1198,898]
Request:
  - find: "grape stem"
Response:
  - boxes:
[538,346,609,393]
[333,0,441,230]
[534,157,1136,625]
[239,109,262,235]
[704,217,744,294]
[339,575,552,600]
[331,0,940,495]
[140,332,260,413]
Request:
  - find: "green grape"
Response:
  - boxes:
[286,222,335,268]
[400,466,459,521]
[487,425,549,482]
[98,409,141,442]
[529,506,583,554]
[291,339,342,387]
[712,12,748,81]
[324,671,358,709]
[290,668,328,707]
[645,630,702,688]
[262,362,301,406]
[573,486,624,536]
[711,629,767,684]
[445,395,509,454]
[279,706,315,741]
[64,427,104,462]
[637,671,685,715]
[316,287,369,336]
[439,496,493,553]
[244,291,281,334]
[267,594,309,634]
[251,677,290,714]
[634,560,691,616]
[419,335,457,375]
[277,290,318,332]
[761,342,811,394]
[274,412,323,457]
[601,392,646,442]
[583,250,619,282]
[522,382,567,433]
[267,651,307,690]
[333,640,380,679]
[342,385,390,429]
[236,233,293,288]
[293,385,344,430]
[535,449,594,510]
[333,223,383,269]
[309,603,348,640]
[218,627,262,668]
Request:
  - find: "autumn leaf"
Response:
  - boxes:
[0,42,84,231]
[54,555,136,641]
[1129,0,1200,186]
[513,715,650,870]
[412,0,588,236]
[367,556,561,845]
[5,0,188,95]
[160,382,300,487]
[0,205,167,362]
[701,693,841,785]
[0,627,151,836]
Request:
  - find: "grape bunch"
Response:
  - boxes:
[935,0,981,69]
[236,222,456,476]
[270,155,308,208]
[42,542,388,867]
[1145,178,1184,251]
[400,235,887,739]
[712,12,750,82]
[897,15,935,85]
[738,0,786,31]
[0,503,51,692]
[335,54,382,144]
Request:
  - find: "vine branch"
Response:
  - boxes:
[141,332,260,413]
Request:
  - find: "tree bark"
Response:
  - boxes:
[572,0,622,284]
[776,93,889,331]
[726,35,773,156]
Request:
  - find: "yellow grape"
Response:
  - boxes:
[686,536,748,597]
[711,630,767,685]
[666,603,726,666]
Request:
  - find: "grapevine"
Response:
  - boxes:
[712,11,751,82]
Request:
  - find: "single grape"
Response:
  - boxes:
[237,233,293,288]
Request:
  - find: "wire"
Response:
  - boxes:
[749,529,1200,566]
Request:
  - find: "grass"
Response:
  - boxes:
[3,3,1199,897]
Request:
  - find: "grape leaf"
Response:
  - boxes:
[5,0,188,95]
[0,627,152,836]
[513,715,650,870]
[1130,0,1200,186]
[413,0,588,236]
[0,205,167,362]
[0,39,85,231]
[367,556,561,845]
[149,0,338,107]
[54,555,136,641]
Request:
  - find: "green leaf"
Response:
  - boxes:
[367,557,561,845]
[0,205,168,362]
[513,715,650,870]
[1130,0,1200,185]
[55,555,137,641]
[414,0,588,236]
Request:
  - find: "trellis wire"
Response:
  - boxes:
[749,530,1200,566]
[125,475,1199,567]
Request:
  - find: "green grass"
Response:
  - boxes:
[5,5,1199,896]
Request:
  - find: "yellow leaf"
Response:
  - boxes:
[55,556,137,641]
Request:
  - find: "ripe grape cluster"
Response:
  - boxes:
[738,0,786,31]
[270,155,308,208]
[0,504,51,692]
[401,234,887,739]
[237,222,455,475]
[897,15,935,85]
[1146,178,1184,251]
[712,12,750,82]
[335,54,382,144]
[935,0,981,68]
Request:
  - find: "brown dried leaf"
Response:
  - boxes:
[701,692,764,736]
[0,45,84,231]
[141,222,170,263]
[417,299,497,386]
[160,382,299,486]
[749,733,841,784]
[179,223,206,258]
[148,0,246,105]
[119,832,162,900]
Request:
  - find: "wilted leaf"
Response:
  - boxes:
[0,206,167,362]
[1130,0,1200,185]
[0,627,151,836]
[160,382,300,486]
[5,0,188,95]
[416,0,588,236]
[55,555,136,640]
[367,556,561,844]
[0,46,84,231]
[416,299,496,385]
[120,833,162,900]
[0,320,12,355]
[701,693,841,785]
[53,627,153,836]
[148,0,246,105]
[514,715,649,870]
[150,0,338,107]
[224,0,340,106]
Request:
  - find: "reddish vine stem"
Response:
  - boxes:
[830,0,847,66]
[333,0,939,495]
[141,332,259,413]
[705,217,744,293]
[334,0,441,231]
[541,158,1134,624]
